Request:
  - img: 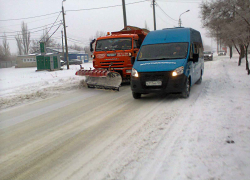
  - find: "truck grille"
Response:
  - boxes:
[100,61,124,67]
[139,71,170,89]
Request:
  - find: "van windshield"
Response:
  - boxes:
[138,43,188,61]
[95,38,132,51]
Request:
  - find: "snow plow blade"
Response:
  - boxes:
[75,69,122,90]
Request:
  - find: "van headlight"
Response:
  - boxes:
[132,68,139,77]
[172,66,184,77]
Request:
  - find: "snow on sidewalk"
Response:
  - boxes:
[0,63,93,110]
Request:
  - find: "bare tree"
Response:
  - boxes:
[69,44,84,51]
[200,0,250,74]
[21,22,31,54]
[15,34,23,55]
[29,28,59,54]
[0,45,4,61]
[0,33,11,61]
[15,22,31,55]
[2,33,11,60]
[40,27,58,47]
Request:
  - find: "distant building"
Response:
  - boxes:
[16,54,37,68]
[32,47,89,62]
[16,47,89,68]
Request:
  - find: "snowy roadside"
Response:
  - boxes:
[98,56,250,180]
[0,63,93,110]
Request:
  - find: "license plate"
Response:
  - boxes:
[107,53,116,57]
[146,81,162,86]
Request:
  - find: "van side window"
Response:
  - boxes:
[190,44,193,59]
[193,44,199,54]
[199,45,203,58]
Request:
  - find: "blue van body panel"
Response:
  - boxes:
[131,27,203,96]
[133,59,186,73]
[143,28,190,45]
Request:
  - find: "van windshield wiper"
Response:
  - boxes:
[138,58,171,61]
[155,58,172,60]
[138,58,152,61]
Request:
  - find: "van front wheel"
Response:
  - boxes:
[181,78,190,98]
[196,75,202,85]
[132,92,141,99]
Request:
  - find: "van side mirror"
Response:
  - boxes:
[131,57,135,65]
[192,53,199,62]
[90,39,96,52]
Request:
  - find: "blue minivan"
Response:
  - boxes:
[130,28,204,99]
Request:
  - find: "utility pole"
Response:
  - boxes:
[153,0,156,30]
[178,10,190,27]
[122,0,127,28]
[178,19,182,27]
[62,2,69,69]
[61,29,65,62]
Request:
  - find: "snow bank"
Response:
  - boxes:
[0,63,93,110]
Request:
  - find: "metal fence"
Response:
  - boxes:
[0,61,16,68]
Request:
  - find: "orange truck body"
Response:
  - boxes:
[92,26,149,80]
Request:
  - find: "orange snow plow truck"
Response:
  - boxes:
[75,26,149,90]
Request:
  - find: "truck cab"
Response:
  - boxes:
[131,28,204,99]
[91,26,149,81]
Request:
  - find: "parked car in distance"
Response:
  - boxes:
[218,51,226,56]
[63,59,82,65]
[60,60,64,66]
[204,51,213,61]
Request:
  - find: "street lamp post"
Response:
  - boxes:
[62,0,69,69]
[178,10,190,27]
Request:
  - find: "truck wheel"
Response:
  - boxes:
[132,92,141,99]
[181,78,190,98]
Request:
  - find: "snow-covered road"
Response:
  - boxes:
[0,56,250,180]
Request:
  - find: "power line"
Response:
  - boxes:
[156,3,178,21]
[155,12,176,26]
[45,24,62,43]
[0,21,61,34]
[0,11,61,22]
[0,15,61,29]
[0,23,62,37]
[39,12,62,42]
[157,0,202,3]
[67,0,149,12]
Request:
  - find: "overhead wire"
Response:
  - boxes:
[156,0,202,3]
[0,11,61,22]
[39,12,62,42]
[0,15,62,29]
[67,0,149,12]
[156,2,178,22]
[0,23,62,37]
[155,12,176,27]
[0,21,62,34]
[45,24,62,43]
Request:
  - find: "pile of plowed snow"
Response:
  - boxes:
[0,63,93,110]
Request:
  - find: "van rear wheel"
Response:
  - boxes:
[132,92,141,99]
[181,78,190,98]
[196,74,202,85]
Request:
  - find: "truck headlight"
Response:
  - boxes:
[172,66,184,77]
[132,68,139,77]
[126,70,132,73]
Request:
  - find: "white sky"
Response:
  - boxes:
[0,0,214,54]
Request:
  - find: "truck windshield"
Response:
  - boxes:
[95,38,132,51]
[138,43,188,61]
